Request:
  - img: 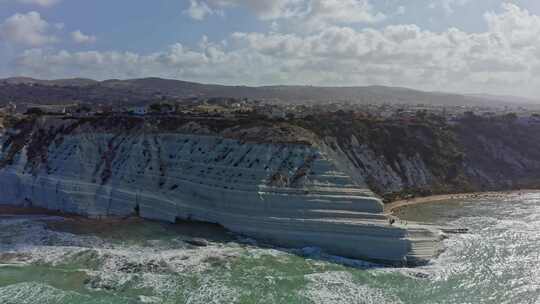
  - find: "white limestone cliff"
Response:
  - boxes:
[0,117,442,266]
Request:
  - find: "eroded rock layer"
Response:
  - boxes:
[0,116,442,266]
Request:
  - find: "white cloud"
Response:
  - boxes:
[71,30,97,44]
[183,0,217,20]
[200,0,301,20]
[13,42,248,81]
[9,4,540,97]
[0,11,57,46]
[484,3,540,48]
[431,0,471,15]
[184,0,385,26]
[305,0,386,25]
[15,0,61,7]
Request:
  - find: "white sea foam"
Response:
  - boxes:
[301,271,402,304]
[183,275,240,304]
[413,199,540,303]
[0,215,246,302]
[2,194,540,304]
[139,295,163,303]
[0,282,78,304]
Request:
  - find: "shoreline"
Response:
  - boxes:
[384,189,540,214]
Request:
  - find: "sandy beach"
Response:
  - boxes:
[385,189,540,214]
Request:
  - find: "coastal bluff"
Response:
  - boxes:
[0,116,442,266]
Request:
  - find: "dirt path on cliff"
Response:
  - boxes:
[385,189,540,214]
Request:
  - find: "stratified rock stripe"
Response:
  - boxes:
[0,126,442,266]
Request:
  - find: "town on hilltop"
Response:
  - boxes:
[3,96,540,127]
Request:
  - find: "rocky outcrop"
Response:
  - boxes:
[295,114,540,202]
[0,116,442,266]
[3,114,539,265]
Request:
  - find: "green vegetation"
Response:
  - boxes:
[292,112,540,202]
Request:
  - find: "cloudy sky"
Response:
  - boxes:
[1,0,540,97]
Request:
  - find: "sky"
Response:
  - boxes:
[1,0,540,98]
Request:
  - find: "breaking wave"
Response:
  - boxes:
[1,192,540,303]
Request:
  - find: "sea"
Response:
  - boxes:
[0,192,539,304]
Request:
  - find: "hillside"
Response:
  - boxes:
[294,113,540,201]
[1,77,536,107]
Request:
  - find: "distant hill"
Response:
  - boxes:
[465,94,539,106]
[0,76,537,107]
[3,77,99,87]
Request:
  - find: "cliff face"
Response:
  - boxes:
[296,114,540,202]
[3,114,536,265]
[0,116,442,266]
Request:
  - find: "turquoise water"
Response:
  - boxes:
[1,192,539,303]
